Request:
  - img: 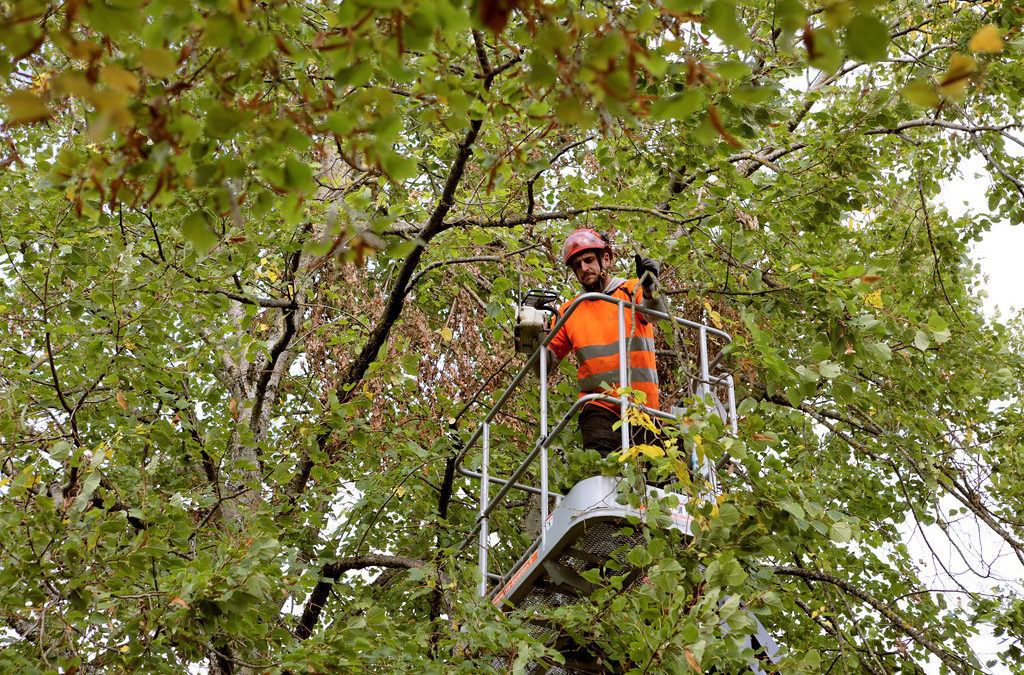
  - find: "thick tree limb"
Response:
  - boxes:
[195,287,297,309]
[337,116,484,398]
[288,110,487,500]
[444,204,706,231]
[295,554,452,640]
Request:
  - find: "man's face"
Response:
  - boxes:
[569,249,610,292]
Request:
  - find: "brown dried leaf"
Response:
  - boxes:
[115,390,128,409]
[479,0,522,34]
[938,53,976,98]
[684,648,703,673]
[273,33,293,56]
[802,23,819,61]
[708,105,742,148]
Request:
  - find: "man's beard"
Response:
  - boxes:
[581,273,605,293]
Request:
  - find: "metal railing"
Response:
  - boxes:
[453,292,736,596]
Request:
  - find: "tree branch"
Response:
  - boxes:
[773,566,973,675]
[408,243,540,288]
[295,554,452,640]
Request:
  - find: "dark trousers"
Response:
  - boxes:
[579,404,659,458]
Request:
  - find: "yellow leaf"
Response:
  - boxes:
[31,71,53,95]
[634,444,665,459]
[141,47,178,78]
[788,263,801,271]
[120,645,130,653]
[672,460,692,485]
[617,445,641,463]
[969,24,1003,53]
[708,310,723,330]
[100,65,139,94]
[1,91,50,124]
[938,53,976,98]
[701,300,724,329]
[864,288,883,308]
[440,326,453,342]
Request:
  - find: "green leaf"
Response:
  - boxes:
[927,311,948,333]
[627,546,653,567]
[830,520,852,542]
[863,341,892,362]
[781,500,805,520]
[181,211,218,254]
[140,47,178,78]
[382,153,418,182]
[844,14,889,62]
[649,90,702,120]
[664,0,704,11]
[204,103,253,141]
[706,0,750,49]
[1,91,50,124]
[902,79,940,108]
[718,502,739,526]
[775,0,807,38]
[283,157,314,192]
[807,27,842,74]
[818,361,841,379]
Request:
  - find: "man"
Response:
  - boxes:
[542,228,665,457]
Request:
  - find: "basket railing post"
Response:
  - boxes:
[539,345,549,550]
[478,422,490,597]
[617,300,629,452]
[698,325,710,400]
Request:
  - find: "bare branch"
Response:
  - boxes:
[773,566,974,675]
[408,243,540,288]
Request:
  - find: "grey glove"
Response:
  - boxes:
[634,254,661,291]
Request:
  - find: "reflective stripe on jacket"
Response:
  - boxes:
[548,278,659,413]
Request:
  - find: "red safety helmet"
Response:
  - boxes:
[561,228,610,266]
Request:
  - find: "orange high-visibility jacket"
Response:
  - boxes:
[548,278,659,413]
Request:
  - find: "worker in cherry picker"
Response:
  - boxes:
[542,228,666,456]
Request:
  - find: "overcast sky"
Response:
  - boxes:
[950,154,1023,319]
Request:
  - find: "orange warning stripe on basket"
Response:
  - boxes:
[492,550,538,606]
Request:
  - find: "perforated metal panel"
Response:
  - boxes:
[487,476,778,674]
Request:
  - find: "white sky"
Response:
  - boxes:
[950,154,1024,318]
[910,156,1023,673]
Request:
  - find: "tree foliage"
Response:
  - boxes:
[1,0,1023,672]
